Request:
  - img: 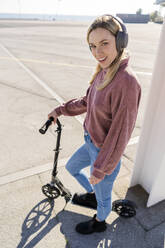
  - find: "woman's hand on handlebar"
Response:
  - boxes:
[48,110,58,124]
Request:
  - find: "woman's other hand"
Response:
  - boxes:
[89,175,102,185]
[48,110,58,124]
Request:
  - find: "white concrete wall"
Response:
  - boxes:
[130,19,165,207]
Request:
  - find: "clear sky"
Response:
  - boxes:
[0,0,159,16]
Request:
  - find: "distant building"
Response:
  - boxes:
[155,0,165,6]
[116,14,150,23]
[154,0,165,23]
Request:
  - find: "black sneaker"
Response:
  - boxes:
[75,214,107,234]
[72,192,97,209]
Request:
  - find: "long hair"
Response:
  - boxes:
[87,15,127,90]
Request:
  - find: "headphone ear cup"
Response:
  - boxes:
[116,31,128,52]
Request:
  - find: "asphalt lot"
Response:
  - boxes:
[0,20,164,247]
[0,20,162,176]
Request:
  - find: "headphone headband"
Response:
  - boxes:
[102,14,128,52]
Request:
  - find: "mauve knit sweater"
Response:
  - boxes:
[55,58,141,180]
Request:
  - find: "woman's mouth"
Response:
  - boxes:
[98,57,107,63]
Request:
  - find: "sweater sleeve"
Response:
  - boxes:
[92,78,141,180]
[55,87,90,117]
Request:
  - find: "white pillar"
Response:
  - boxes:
[130,19,165,207]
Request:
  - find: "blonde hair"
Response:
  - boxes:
[87,15,127,90]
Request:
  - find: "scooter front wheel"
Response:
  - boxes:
[42,184,60,200]
[112,199,137,218]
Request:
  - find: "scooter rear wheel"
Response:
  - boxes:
[112,199,137,218]
[42,184,60,199]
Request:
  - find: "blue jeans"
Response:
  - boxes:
[66,131,121,221]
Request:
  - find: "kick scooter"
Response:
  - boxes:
[39,117,72,210]
[39,117,137,217]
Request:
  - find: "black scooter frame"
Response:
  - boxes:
[39,117,72,210]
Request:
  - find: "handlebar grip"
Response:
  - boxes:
[39,117,54,134]
[39,117,62,134]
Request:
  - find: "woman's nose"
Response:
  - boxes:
[96,46,103,56]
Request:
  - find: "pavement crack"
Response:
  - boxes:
[0,80,56,101]
[144,220,165,232]
[123,153,134,162]
[134,216,148,232]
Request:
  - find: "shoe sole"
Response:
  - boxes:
[71,200,97,210]
[76,226,107,234]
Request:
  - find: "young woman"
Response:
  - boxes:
[48,14,141,234]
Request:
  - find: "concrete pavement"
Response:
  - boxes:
[1,159,165,247]
[0,20,165,247]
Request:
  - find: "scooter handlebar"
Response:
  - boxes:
[39,117,61,134]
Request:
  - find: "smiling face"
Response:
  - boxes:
[88,27,118,69]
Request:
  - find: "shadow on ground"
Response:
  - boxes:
[16,199,57,248]
[16,186,165,248]
[58,209,146,248]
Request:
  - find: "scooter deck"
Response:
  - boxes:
[71,193,97,210]
[71,200,97,210]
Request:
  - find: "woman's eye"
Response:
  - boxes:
[89,45,96,49]
[102,42,108,46]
